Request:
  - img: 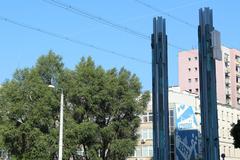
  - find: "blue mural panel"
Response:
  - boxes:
[175,104,201,160]
[176,130,199,160]
[175,104,198,130]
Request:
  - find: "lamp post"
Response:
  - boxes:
[49,85,64,160]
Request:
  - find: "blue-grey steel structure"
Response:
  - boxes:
[198,8,220,160]
[151,17,169,160]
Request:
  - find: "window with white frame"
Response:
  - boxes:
[134,146,153,157]
[148,129,153,139]
[135,146,141,157]
[222,127,225,138]
[149,112,153,122]
[142,113,148,123]
[142,146,148,157]
[140,128,153,140]
[227,112,229,122]
[148,146,153,157]
[141,112,153,123]
[142,129,148,140]
[222,111,224,121]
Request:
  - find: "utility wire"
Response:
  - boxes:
[42,0,149,40]
[134,0,235,49]
[0,16,151,64]
[134,0,197,29]
[41,0,187,51]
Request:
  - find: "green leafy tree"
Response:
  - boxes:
[0,51,63,159]
[231,120,240,148]
[0,53,150,160]
[64,57,150,160]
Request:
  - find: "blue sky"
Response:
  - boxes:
[0,0,239,91]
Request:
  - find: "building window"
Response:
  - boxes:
[141,112,153,123]
[226,95,231,105]
[195,67,198,71]
[195,88,199,92]
[224,53,229,61]
[222,111,224,121]
[237,87,240,93]
[188,57,191,61]
[142,146,148,157]
[237,76,240,83]
[142,113,148,123]
[222,127,225,138]
[236,66,240,72]
[236,55,240,63]
[225,72,230,78]
[135,147,141,157]
[188,68,191,71]
[170,118,174,126]
[140,128,153,140]
[225,62,230,68]
[188,78,191,83]
[195,57,198,60]
[135,146,152,157]
[195,78,198,82]
[226,83,230,88]
[148,146,153,157]
[228,128,231,140]
[142,129,148,139]
[238,98,240,105]
[148,129,153,140]
[149,112,153,122]
[189,89,192,93]
[227,112,229,122]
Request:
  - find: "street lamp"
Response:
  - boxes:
[48,85,64,160]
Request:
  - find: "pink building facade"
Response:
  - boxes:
[178,46,240,108]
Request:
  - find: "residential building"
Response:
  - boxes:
[178,46,240,108]
[127,87,240,160]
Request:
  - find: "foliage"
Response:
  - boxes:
[0,51,62,159]
[231,120,240,148]
[0,52,150,160]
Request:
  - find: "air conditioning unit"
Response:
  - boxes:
[141,139,146,144]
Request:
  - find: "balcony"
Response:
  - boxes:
[226,99,231,105]
[225,78,231,84]
[224,56,229,62]
[235,55,240,64]
[225,68,230,74]
[236,60,240,66]
[237,92,240,98]
[237,82,240,87]
[237,72,240,76]
[226,90,231,96]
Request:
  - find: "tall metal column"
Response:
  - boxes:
[151,17,169,160]
[198,7,221,160]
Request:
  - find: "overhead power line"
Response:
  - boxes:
[134,0,197,29]
[0,16,151,64]
[42,0,187,51]
[134,0,235,49]
[42,0,149,40]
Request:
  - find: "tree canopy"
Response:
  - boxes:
[0,51,150,160]
[231,120,240,149]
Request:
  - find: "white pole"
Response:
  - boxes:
[58,90,64,160]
